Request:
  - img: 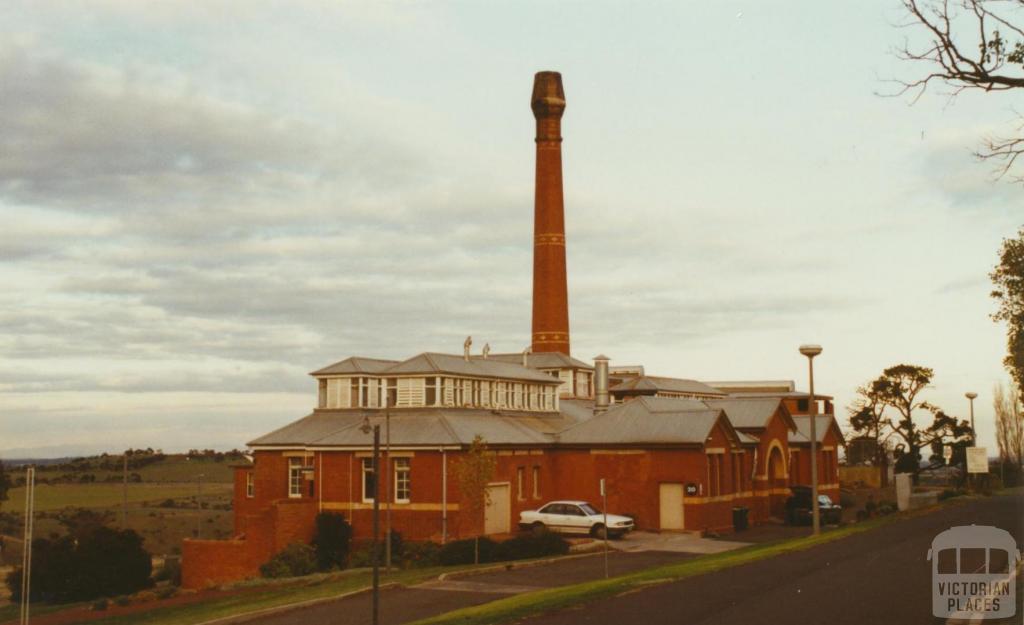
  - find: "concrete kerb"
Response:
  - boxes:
[193,582,402,625]
[436,549,607,582]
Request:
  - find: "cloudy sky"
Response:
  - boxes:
[1,1,1019,458]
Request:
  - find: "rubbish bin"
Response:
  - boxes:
[732,506,749,531]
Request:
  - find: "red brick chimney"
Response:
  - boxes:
[530,71,570,356]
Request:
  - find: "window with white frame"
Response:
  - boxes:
[246,471,254,498]
[288,457,308,498]
[394,458,411,503]
[517,466,525,500]
[361,457,376,502]
[532,466,540,498]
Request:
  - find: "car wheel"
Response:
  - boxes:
[530,522,546,536]
[590,524,608,539]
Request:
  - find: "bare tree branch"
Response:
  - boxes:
[891,0,1024,181]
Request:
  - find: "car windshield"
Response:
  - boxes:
[818,495,833,506]
[579,503,601,516]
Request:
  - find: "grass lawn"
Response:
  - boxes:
[6,483,232,513]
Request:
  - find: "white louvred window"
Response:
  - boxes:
[397,378,425,407]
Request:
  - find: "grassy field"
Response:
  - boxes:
[5,483,232,513]
[1,455,239,564]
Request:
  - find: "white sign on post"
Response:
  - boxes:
[966,447,988,474]
[942,446,953,463]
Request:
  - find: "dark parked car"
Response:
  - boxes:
[785,485,842,525]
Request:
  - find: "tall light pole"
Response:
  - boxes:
[965,392,977,445]
[385,395,392,571]
[799,344,823,536]
[360,418,381,625]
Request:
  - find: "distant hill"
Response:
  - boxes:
[3,449,249,485]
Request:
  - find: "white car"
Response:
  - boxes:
[519,500,634,538]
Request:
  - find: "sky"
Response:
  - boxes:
[0,1,1020,458]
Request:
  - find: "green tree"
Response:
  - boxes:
[453,435,496,564]
[0,459,10,513]
[893,0,1024,181]
[992,227,1024,403]
[312,512,352,570]
[848,364,973,478]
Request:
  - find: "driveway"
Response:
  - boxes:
[611,531,749,554]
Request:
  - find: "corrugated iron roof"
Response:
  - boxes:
[385,353,559,383]
[610,376,725,397]
[790,415,844,444]
[483,352,594,370]
[310,357,399,376]
[557,397,724,445]
[704,398,786,430]
[248,409,567,447]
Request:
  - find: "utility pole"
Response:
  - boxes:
[360,417,381,625]
[385,395,392,571]
[371,425,381,625]
[20,466,35,625]
[196,473,205,539]
[121,450,130,528]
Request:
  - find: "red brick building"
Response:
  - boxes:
[181,71,844,589]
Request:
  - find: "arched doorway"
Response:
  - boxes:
[766,444,787,517]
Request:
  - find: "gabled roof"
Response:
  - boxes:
[704,397,797,433]
[789,415,845,445]
[557,396,737,446]
[310,356,399,376]
[386,353,560,383]
[610,376,725,397]
[484,352,594,370]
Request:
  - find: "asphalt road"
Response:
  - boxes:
[242,550,690,625]
[519,493,1024,625]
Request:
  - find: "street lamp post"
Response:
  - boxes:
[799,344,823,536]
[361,419,381,625]
[965,392,978,492]
[965,392,977,445]
[385,396,392,571]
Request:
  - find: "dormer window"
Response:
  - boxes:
[425,378,436,406]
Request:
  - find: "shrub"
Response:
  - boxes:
[312,513,352,570]
[154,558,181,586]
[348,546,375,569]
[260,543,318,578]
[113,595,132,607]
[439,537,498,566]
[877,502,896,515]
[494,532,569,562]
[401,541,441,568]
[155,586,178,600]
[133,590,158,603]
[5,527,152,603]
[91,598,109,611]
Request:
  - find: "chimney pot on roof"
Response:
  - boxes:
[463,336,472,361]
[522,346,532,368]
[482,343,490,359]
[594,354,610,414]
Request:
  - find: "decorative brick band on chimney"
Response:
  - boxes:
[531,71,571,356]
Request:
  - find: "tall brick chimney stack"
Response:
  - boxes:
[530,71,570,356]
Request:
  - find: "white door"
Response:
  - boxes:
[484,483,511,535]
[659,482,684,530]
